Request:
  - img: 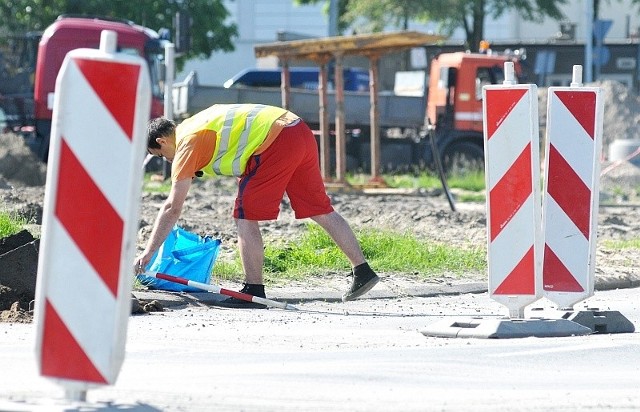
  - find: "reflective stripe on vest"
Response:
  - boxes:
[214,104,265,175]
[176,104,287,176]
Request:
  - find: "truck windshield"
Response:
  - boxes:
[475,66,506,100]
[117,45,164,99]
[145,50,165,99]
[142,37,169,100]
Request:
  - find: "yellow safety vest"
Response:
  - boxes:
[176,104,288,176]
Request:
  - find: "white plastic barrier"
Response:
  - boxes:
[482,63,542,318]
[34,30,150,397]
[542,66,604,309]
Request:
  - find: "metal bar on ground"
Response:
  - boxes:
[142,271,298,311]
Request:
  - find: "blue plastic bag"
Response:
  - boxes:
[138,226,221,292]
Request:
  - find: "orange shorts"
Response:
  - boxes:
[234,120,333,220]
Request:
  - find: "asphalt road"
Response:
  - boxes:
[1,287,639,411]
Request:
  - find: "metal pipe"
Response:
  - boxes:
[142,271,298,311]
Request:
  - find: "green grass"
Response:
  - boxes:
[347,170,486,195]
[602,238,640,249]
[141,171,488,283]
[143,174,173,193]
[375,173,442,189]
[0,210,27,238]
[446,170,485,192]
[211,224,486,283]
[144,171,487,200]
[457,192,486,203]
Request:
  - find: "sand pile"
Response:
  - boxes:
[0,132,47,187]
[537,80,640,160]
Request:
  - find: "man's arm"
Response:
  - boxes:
[134,178,192,273]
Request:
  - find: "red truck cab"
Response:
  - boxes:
[31,16,168,160]
[426,51,523,170]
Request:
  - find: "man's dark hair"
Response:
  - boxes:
[147,117,176,149]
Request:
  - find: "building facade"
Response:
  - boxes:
[178,0,640,87]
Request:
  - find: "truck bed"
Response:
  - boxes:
[172,71,426,130]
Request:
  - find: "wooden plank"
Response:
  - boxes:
[254,31,445,59]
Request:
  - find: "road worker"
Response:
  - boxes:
[134,104,379,308]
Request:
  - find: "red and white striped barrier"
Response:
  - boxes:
[143,271,299,310]
[542,66,603,309]
[422,65,615,338]
[483,63,542,318]
[34,30,150,395]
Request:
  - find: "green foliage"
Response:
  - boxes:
[0,210,26,238]
[293,0,568,51]
[357,227,485,274]
[294,0,351,34]
[347,170,486,193]
[212,224,486,282]
[457,192,486,203]
[603,238,640,250]
[447,170,485,192]
[0,1,238,65]
[143,174,172,194]
[343,0,431,33]
[211,261,244,282]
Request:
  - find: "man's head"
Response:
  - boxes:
[147,117,177,161]
[147,117,176,149]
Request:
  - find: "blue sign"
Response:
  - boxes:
[593,19,613,67]
[593,19,613,41]
[593,45,611,66]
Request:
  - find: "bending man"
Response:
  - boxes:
[134,104,379,308]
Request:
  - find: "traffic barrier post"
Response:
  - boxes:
[482,63,542,319]
[33,30,151,400]
[541,65,634,333]
[542,65,602,309]
[420,63,598,338]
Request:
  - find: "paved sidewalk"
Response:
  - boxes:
[133,270,640,310]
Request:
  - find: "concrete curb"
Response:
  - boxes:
[132,274,640,311]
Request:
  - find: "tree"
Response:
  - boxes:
[0,1,238,63]
[294,0,352,34]
[295,0,568,51]
[342,0,430,33]
[434,0,568,51]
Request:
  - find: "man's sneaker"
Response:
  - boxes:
[342,262,380,302]
[213,283,267,309]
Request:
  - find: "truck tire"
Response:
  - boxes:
[442,141,484,174]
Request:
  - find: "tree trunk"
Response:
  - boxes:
[471,0,485,52]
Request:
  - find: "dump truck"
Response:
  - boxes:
[0,15,169,161]
[173,50,523,172]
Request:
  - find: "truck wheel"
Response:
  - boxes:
[442,142,484,174]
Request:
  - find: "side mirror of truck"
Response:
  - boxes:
[446,68,457,88]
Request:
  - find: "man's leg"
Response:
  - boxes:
[311,211,379,301]
[280,121,379,301]
[212,218,267,309]
[236,218,264,285]
[310,211,365,267]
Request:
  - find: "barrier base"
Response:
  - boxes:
[0,399,148,411]
[419,316,592,339]
[555,309,635,334]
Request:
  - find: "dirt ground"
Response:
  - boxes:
[2,80,640,323]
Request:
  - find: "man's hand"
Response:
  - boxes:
[134,178,192,276]
[134,253,152,275]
